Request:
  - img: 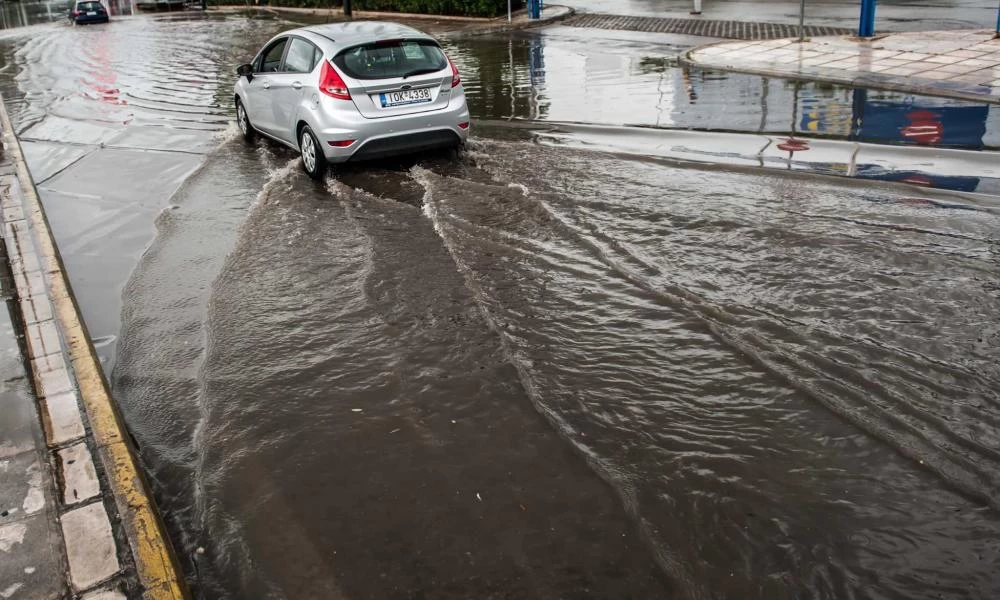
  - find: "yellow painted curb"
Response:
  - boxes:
[0,96,190,599]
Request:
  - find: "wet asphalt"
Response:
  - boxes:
[0,8,999,600]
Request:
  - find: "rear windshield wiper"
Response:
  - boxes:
[401,67,442,79]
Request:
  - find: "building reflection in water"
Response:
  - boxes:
[0,0,134,28]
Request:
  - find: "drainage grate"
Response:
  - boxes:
[562,14,852,40]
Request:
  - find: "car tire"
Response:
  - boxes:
[299,125,327,180]
[235,98,255,143]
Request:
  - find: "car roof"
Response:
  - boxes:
[288,21,436,54]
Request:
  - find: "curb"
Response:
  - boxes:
[519,120,1000,201]
[680,39,1000,106]
[441,5,575,39]
[0,96,189,599]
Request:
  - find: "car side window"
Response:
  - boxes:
[258,39,287,73]
[283,38,318,74]
[311,47,323,71]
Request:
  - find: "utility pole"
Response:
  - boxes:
[859,0,876,37]
[343,0,351,17]
[797,0,806,41]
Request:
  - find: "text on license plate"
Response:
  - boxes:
[378,88,432,108]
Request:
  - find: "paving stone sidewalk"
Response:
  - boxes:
[562,13,851,40]
[1,175,127,600]
[0,272,67,600]
[685,29,1000,104]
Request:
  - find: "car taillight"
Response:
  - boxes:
[458,122,469,130]
[319,61,350,100]
[72,10,80,15]
[447,56,460,88]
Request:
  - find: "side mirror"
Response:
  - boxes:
[236,63,254,81]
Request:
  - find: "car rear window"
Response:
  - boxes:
[333,40,447,80]
[77,1,102,10]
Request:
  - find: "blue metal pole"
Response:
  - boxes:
[859,0,877,37]
[995,0,999,36]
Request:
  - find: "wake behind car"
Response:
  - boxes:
[68,0,109,24]
[234,22,470,179]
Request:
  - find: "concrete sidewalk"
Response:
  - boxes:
[685,29,1000,104]
[0,274,71,599]
[1,159,122,599]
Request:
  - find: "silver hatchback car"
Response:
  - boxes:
[234,22,471,179]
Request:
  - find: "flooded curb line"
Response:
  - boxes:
[497,120,1000,199]
[680,38,1000,106]
[0,95,189,599]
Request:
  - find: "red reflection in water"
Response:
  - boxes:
[776,138,810,153]
[899,176,934,188]
[82,25,134,124]
[900,110,943,145]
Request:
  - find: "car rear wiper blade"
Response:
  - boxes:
[401,68,441,79]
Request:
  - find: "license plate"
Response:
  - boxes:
[87,10,97,14]
[378,88,432,108]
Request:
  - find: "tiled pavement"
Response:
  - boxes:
[1,135,127,598]
[685,30,1000,103]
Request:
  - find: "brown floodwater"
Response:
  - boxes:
[0,11,998,599]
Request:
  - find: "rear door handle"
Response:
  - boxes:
[292,81,303,90]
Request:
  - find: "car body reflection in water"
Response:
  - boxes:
[452,30,999,195]
[0,0,134,28]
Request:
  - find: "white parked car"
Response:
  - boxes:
[234,22,471,179]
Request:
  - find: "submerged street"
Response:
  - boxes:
[1,8,999,599]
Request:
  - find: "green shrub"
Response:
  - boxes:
[240,0,524,17]
[354,0,522,17]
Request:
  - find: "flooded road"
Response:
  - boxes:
[1,12,999,600]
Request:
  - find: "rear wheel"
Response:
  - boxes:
[299,125,327,180]
[235,99,255,143]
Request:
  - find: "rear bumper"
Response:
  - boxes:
[314,94,470,163]
[348,130,463,162]
[73,14,109,22]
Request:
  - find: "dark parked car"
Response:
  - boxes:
[69,0,109,24]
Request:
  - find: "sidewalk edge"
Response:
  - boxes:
[0,97,190,600]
